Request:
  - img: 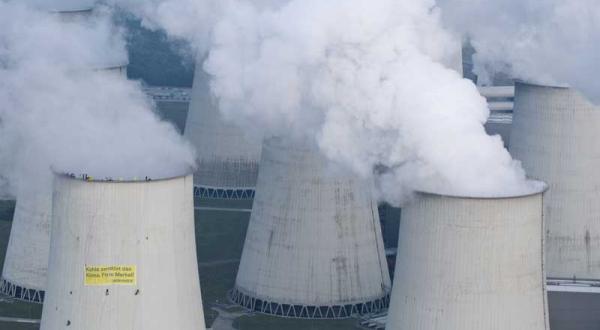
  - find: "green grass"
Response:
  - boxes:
[199,261,240,326]
[195,209,250,263]
[0,298,42,324]
[194,205,251,327]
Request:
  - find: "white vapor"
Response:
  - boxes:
[112,0,538,204]
[0,1,196,198]
[25,0,96,12]
[438,0,600,103]
[103,0,220,53]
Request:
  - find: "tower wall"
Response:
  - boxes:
[1,68,128,304]
[0,190,51,303]
[510,82,600,281]
[231,139,391,319]
[386,189,549,330]
[40,174,205,330]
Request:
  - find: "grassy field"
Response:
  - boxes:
[195,206,251,326]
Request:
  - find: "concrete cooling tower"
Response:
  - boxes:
[510,82,600,282]
[386,187,549,330]
[0,189,51,303]
[40,174,205,330]
[0,8,127,303]
[230,138,391,319]
[184,64,262,200]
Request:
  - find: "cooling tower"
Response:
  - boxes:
[0,80,127,306]
[0,188,51,303]
[510,82,600,282]
[230,139,391,319]
[386,187,549,330]
[0,9,127,302]
[184,63,262,200]
[40,174,205,330]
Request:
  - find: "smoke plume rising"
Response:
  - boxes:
[438,0,600,103]
[0,1,195,198]
[111,0,541,204]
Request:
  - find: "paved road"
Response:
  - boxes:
[209,307,247,330]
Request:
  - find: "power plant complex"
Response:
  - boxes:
[230,138,391,318]
[1,3,599,330]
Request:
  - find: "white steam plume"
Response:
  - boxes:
[102,0,220,53]
[112,0,537,204]
[438,0,600,103]
[25,0,96,12]
[0,2,195,198]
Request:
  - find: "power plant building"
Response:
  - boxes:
[510,82,600,282]
[185,63,262,200]
[386,187,549,330]
[40,174,205,330]
[230,138,391,318]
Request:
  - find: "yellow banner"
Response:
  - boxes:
[85,265,137,286]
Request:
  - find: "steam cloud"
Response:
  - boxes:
[0,1,196,198]
[25,0,97,12]
[111,0,540,204]
[438,0,600,103]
